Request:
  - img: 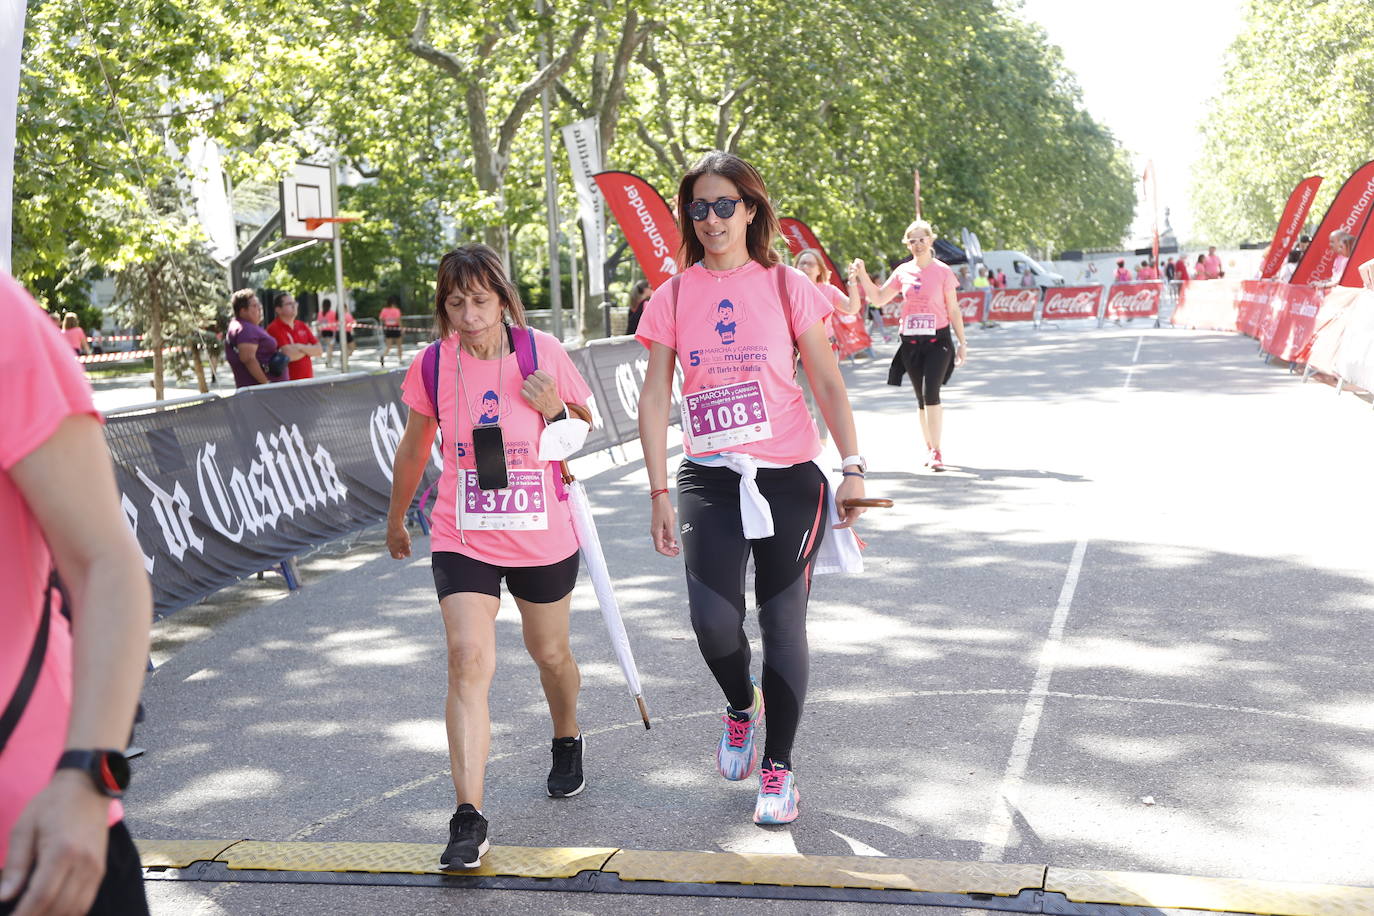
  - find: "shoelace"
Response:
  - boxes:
[759,766,789,796]
[722,714,753,749]
[552,742,578,775]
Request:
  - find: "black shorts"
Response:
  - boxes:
[0,821,149,916]
[432,550,579,604]
[384,328,402,339]
[320,329,335,338]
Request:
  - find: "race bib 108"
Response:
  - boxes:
[682,380,771,452]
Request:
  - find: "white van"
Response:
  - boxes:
[978,250,1065,288]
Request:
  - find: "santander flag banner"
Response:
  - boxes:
[1103,282,1162,321]
[593,171,682,288]
[1042,286,1103,321]
[988,288,1037,322]
[778,217,848,295]
[956,290,986,323]
[1,0,27,273]
[1259,176,1322,279]
[1291,160,1374,286]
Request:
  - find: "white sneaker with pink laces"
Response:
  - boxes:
[753,758,800,824]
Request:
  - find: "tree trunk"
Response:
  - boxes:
[148,265,166,401]
[190,336,209,393]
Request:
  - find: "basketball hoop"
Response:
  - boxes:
[303,216,360,232]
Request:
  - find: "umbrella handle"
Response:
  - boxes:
[843,498,894,509]
[636,695,651,730]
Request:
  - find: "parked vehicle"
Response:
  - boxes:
[979,250,1065,288]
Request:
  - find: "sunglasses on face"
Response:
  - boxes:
[688,198,745,221]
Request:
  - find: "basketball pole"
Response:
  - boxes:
[331,157,349,373]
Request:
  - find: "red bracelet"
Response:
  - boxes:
[650,488,669,499]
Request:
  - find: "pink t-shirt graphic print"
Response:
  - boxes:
[636,261,831,465]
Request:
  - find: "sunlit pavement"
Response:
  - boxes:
[128,324,1374,914]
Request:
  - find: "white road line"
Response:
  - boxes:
[977,536,1088,863]
[1123,335,1144,389]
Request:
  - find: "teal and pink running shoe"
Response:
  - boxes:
[716,682,764,781]
[753,758,800,824]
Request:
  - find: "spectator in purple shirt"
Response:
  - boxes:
[225,289,289,387]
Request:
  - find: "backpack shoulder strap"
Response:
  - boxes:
[421,339,443,421]
[0,571,59,755]
[510,324,538,378]
[775,264,797,341]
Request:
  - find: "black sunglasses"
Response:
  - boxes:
[688,198,745,221]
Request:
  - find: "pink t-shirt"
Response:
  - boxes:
[636,261,831,465]
[882,258,957,333]
[379,306,403,328]
[819,283,849,345]
[62,326,87,353]
[401,329,592,566]
[1204,254,1223,278]
[0,274,120,866]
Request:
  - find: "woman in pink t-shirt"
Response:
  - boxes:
[379,295,405,366]
[61,313,89,357]
[637,152,868,826]
[851,220,968,471]
[791,248,862,443]
[384,244,595,870]
[0,274,152,914]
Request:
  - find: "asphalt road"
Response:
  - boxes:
[127,324,1374,914]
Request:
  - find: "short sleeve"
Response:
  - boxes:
[784,267,833,338]
[881,270,902,297]
[299,323,319,345]
[535,331,594,407]
[0,275,101,471]
[400,347,436,418]
[824,284,850,310]
[941,265,957,295]
[635,282,677,352]
[266,322,292,348]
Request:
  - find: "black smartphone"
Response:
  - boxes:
[471,424,509,491]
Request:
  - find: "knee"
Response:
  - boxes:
[527,640,575,674]
[446,640,494,685]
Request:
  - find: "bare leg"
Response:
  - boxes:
[918,407,932,450]
[926,403,944,450]
[514,593,581,738]
[440,592,501,808]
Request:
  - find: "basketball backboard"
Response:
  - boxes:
[280,162,335,240]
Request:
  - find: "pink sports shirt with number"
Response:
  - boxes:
[0,274,121,866]
[635,261,831,465]
[882,258,956,331]
[401,329,592,566]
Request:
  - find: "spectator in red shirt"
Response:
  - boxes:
[1174,256,1189,281]
[265,293,322,381]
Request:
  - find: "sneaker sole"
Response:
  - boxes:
[439,838,490,870]
[548,780,586,798]
[753,790,800,825]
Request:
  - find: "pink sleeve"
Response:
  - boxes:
[399,347,435,417]
[634,283,677,352]
[942,266,958,295]
[824,285,849,309]
[542,337,594,407]
[0,275,101,471]
[880,271,902,297]
[785,267,833,337]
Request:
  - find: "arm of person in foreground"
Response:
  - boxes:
[235,342,271,385]
[386,409,439,561]
[852,259,900,308]
[638,343,679,558]
[0,414,152,916]
[945,285,968,365]
[796,323,866,529]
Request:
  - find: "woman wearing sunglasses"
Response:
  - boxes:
[635,151,868,825]
[850,220,967,471]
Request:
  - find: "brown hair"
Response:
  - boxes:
[61,312,80,330]
[629,279,652,307]
[229,288,257,316]
[792,248,830,284]
[674,151,781,270]
[432,243,527,338]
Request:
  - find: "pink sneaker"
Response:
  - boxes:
[929,449,945,471]
[753,759,800,824]
[716,682,764,781]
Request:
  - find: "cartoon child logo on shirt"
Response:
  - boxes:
[478,390,502,425]
[714,299,741,344]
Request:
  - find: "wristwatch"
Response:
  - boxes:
[56,749,131,799]
[548,405,569,422]
[840,454,868,474]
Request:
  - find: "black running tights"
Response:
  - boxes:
[676,460,829,765]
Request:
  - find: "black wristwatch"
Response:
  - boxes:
[56,749,131,799]
[548,406,568,422]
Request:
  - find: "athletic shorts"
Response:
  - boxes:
[384,328,402,339]
[0,821,149,915]
[432,550,579,604]
[320,329,335,338]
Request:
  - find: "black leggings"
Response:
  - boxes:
[0,821,149,915]
[677,460,829,765]
[899,327,954,408]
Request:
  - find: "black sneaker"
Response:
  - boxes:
[439,803,489,869]
[547,734,586,797]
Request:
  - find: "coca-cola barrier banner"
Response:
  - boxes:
[956,290,986,323]
[1042,286,1103,321]
[1103,282,1162,321]
[592,170,682,288]
[1259,176,1323,279]
[988,288,1038,322]
[109,338,670,616]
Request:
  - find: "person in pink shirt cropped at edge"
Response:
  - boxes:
[637,151,868,828]
[379,295,405,367]
[852,219,968,472]
[317,298,356,366]
[0,272,152,916]
[792,248,862,445]
[1203,246,1224,279]
[384,244,596,871]
[59,314,89,358]
[1113,259,1131,283]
